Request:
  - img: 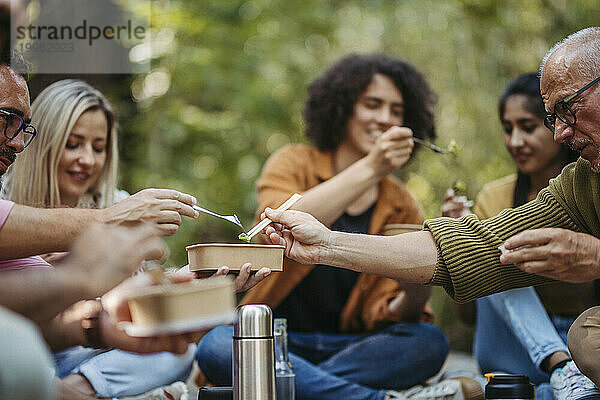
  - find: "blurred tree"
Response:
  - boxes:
[110,0,598,349]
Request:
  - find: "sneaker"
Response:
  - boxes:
[386,379,465,400]
[551,360,600,400]
[119,381,189,400]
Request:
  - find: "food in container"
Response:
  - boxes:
[122,275,235,336]
[187,243,285,272]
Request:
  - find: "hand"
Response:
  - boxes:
[441,189,473,218]
[262,208,332,265]
[500,228,600,282]
[40,251,68,265]
[388,282,431,321]
[212,263,271,293]
[61,223,168,298]
[363,126,414,178]
[100,188,199,236]
[100,272,202,354]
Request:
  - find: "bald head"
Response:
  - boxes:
[541,27,600,81]
[539,27,600,172]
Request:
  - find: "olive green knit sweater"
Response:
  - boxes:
[424,158,599,302]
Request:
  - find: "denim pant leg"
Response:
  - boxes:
[289,323,447,400]
[55,345,196,398]
[309,322,448,389]
[195,325,235,385]
[474,287,569,385]
[196,325,387,400]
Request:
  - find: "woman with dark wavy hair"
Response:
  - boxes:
[196,54,460,400]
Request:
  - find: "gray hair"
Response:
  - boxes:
[0,50,30,80]
[540,27,600,80]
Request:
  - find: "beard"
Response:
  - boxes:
[569,139,600,173]
[0,147,16,176]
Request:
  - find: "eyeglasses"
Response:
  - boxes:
[0,109,37,149]
[544,75,600,133]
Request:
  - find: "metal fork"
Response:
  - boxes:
[372,130,453,155]
[193,205,246,232]
[413,137,453,154]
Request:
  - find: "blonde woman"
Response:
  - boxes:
[2,79,121,209]
[2,80,196,399]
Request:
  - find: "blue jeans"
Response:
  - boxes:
[54,344,196,398]
[196,322,448,400]
[474,287,575,400]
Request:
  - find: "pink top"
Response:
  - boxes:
[0,200,51,271]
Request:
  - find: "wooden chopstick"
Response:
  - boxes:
[246,193,303,239]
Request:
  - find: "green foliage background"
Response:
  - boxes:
[110,0,598,349]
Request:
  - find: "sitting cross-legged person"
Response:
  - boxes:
[196,54,461,400]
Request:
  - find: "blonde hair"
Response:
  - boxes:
[2,80,118,208]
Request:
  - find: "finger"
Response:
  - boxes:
[515,260,562,276]
[211,266,229,278]
[265,208,302,227]
[155,210,183,226]
[282,229,295,246]
[504,229,553,250]
[443,189,456,201]
[156,223,180,236]
[149,189,197,206]
[268,231,285,246]
[383,126,413,140]
[168,272,194,283]
[235,263,252,288]
[138,237,169,262]
[255,267,271,280]
[384,148,413,161]
[500,246,547,265]
[237,267,271,292]
[160,200,197,219]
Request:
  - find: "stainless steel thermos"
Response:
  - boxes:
[233,305,277,400]
[485,375,534,400]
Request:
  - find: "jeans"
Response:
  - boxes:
[54,344,196,398]
[474,287,575,400]
[196,322,448,400]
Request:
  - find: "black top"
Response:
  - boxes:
[273,204,375,333]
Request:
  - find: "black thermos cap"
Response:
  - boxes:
[485,375,534,399]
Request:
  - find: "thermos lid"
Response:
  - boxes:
[233,304,273,338]
[485,375,534,399]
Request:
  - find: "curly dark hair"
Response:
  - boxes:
[303,53,437,151]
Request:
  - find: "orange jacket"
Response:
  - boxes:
[241,145,433,333]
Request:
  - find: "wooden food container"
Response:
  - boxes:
[380,223,423,236]
[186,243,285,272]
[127,276,235,330]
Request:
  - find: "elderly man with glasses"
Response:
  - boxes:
[257,27,600,399]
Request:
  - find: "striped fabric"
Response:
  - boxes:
[424,189,580,303]
[424,157,600,302]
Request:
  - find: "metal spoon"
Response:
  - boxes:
[193,205,246,232]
